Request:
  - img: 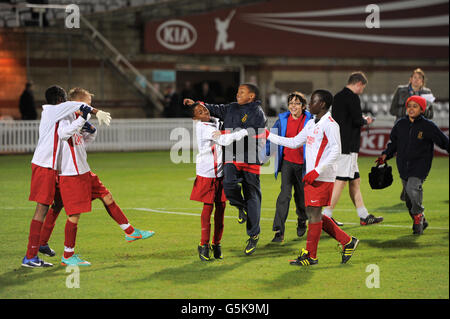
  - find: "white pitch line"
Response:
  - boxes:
[3,206,448,230]
[133,207,449,231]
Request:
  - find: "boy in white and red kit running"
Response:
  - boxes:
[22,85,111,268]
[190,102,248,261]
[262,90,359,266]
[56,88,154,266]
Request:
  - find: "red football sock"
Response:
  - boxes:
[105,201,134,235]
[212,202,225,245]
[64,219,78,259]
[306,221,322,259]
[321,215,351,246]
[200,203,214,245]
[39,208,61,246]
[26,219,43,259]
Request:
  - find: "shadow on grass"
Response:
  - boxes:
[0,264,125,292]
[362,234,421,249]
[374,202,406,213]
[125,257,252,286]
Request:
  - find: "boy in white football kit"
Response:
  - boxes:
[22,85,111,268]
[189,103,248,261]
[262,90,359,266]
[55,88,154,266]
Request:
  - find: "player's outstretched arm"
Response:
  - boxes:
[267,126,308,149]
[212,129,249,146]
[58,114,90,141]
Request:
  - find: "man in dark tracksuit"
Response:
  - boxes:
[379,95,449,235]
[184,84,267,255]
[324,71,383,226]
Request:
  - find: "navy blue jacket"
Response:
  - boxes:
[204,100,267,165]
[265,110,312,179]
[382,115,449,180]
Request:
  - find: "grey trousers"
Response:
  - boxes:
[401,177,425,216]
[273,160,307,234]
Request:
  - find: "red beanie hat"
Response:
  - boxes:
[406,96,427,112]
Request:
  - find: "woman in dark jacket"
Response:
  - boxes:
[390,68,435,120]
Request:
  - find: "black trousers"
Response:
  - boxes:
[273,160,307,234]
[223,163,261,237]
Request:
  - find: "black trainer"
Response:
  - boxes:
[198,244,211,261]
[360,214,383,226]
[341,236,359,264]
[289,249,318,266]
[244,235,259,255]
[271,232,284,243]
[410,213,429,232]
[412,213,424,235]
[238,207,247,224]
[297,220,307,237]
[331,217,344,227]
[211,244,223,259]
[39,244,56,257]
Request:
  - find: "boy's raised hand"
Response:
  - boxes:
[183,98,195,106]
[212,131,222,139]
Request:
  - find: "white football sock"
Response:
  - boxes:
[356,206,369,219]
[322,208,333,218]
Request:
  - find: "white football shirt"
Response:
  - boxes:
[268,111,341,182]
[31,101,87,169]
[57,113,97,176]
[195,118,248,178]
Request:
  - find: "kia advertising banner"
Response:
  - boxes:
[144,0,449,58]
[359,127,449,156]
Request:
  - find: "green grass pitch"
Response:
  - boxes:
[0,152,448,299]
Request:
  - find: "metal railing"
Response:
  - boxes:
[2,116,448,154]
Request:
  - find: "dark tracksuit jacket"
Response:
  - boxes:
[382,115,449,181]
[204,100,267,237]
[332,87,367,154]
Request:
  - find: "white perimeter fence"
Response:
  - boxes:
[1,116,448,154]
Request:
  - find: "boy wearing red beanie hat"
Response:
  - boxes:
[377,95,449,234]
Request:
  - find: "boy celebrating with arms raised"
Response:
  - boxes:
[184,84,267,256]
[189,102,248,261]
[262,90,359,266]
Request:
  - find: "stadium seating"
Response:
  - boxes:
[0,0,167,27]
[268,92,449,119]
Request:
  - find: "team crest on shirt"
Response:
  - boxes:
[241,114,248,123]
[417,131,423,139]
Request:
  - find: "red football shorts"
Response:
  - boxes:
[59,172,92,215]
[89,172,110,200]
[59,171,110,215]
[304,181,334,207]
[190,176,226,204]
[29,164,58,206]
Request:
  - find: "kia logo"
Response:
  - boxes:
[156,20,197,51]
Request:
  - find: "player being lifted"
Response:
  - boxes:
[260,90,359,266]
[45,88,154,266]
[189,102,248,261]
[22,85,111,268]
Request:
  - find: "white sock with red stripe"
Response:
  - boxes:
[120,223,135,235]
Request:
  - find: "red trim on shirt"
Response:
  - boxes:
[52,122,60,169]
[211,145,218,177]
[225,161,260,175]
[315,132,328,168]
[67,137,80,175]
